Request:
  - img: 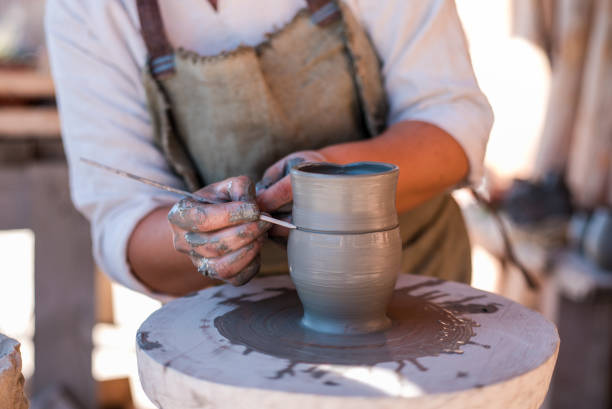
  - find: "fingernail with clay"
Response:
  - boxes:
[185,232,216,247]
[231,256,261,286]
[255,180,269,195]
[283,157,305,177]
[196,257,217,278]
[229,202,259,223]
[239,182,256,202]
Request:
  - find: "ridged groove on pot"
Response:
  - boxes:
[290,162,399,232]
[288,228,401,334]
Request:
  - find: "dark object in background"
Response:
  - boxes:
[583,209,612,272]
[502,172,573,226]
[502,173,612,272]
[568,209,612,273]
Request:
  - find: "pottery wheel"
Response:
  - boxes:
[136,275,559,409]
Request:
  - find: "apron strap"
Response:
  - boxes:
[136,0,176,78]
[306,0,341,26]
[135,0,339,77]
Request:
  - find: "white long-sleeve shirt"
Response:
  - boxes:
[45,0,493,297]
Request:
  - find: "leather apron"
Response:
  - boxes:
[136,0,472,283]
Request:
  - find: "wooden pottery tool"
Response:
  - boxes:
[80,158,296,230]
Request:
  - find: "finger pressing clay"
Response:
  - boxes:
[196,237,264,280]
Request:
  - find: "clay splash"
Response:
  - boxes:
[214,279,500,379]
[137,331,163,351]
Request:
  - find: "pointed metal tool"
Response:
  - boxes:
[80,158,296,230]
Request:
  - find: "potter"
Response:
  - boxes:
[288,162,401,334]
[50,0,493,298]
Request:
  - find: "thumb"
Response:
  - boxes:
[256,174,292,213]
[256,157,306,193]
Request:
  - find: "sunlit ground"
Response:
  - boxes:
[0,1,551,407]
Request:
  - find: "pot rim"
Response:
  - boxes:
[290,161,399,179]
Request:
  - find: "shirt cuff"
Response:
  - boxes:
[391,100,494,187]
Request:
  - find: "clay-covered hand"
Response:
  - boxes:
[168,176,271,286]
[256,151,326,239]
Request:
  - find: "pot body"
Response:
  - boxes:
[288,162,401,334]
[288,228,401,334]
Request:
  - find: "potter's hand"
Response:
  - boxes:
[168,176,271,286]
[256,151,326,239]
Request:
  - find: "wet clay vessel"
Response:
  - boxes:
[288,162,401,334]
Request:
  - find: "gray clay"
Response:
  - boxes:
[290,162,399,233]
[288,162,402,334]
[214,280,498,372]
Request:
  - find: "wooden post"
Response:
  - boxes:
[532,0,595,179]
[512,0,553,57]
[567,0,612,207]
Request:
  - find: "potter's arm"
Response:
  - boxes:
[128,121,470,296]
[319,120,470,214]
[128,206,210,296]
[328,0,497,211]
[128,177,271,296]
[258,0,494,215]
[256,120,471,215]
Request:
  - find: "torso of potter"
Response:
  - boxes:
[137,0,472,282]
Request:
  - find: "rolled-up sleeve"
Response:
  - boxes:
[45,0,184,297]
[355,0,494,185]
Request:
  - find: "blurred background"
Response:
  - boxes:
[0,0,611,408]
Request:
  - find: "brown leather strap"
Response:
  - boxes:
[306,0,341,26]
[136,0,338,78]
[136,0,176,78]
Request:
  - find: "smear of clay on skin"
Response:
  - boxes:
[228,202,258,223]
[214,280,500,379]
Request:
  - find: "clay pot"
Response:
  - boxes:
[288,162,401,334]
